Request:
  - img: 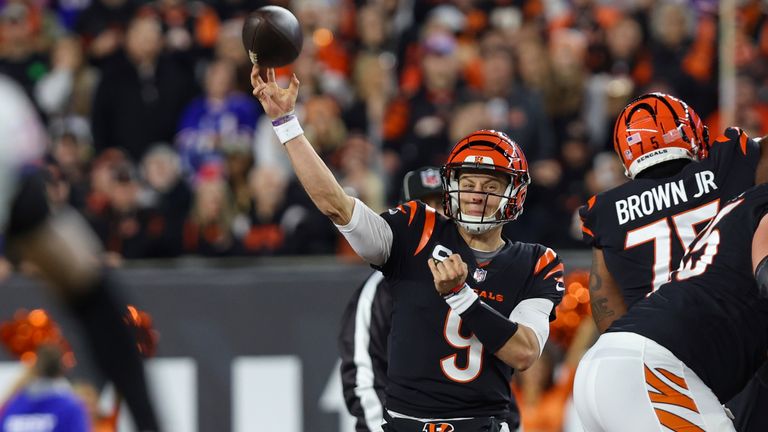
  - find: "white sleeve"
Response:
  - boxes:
[509,298,555,357]
[335,198,393,266]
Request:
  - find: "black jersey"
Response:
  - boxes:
[378,200,564,418]
[580,127,760,308]
[609,184,768,402]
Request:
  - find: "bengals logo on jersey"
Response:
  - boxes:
[422,423,454,432]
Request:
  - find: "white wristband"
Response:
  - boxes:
[272,113,304,144]
[444,284,479,315]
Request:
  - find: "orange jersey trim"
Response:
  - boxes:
[405,201,418,226]
[414,206,436,256]
[544,263,564,280]
[739,130,748,155]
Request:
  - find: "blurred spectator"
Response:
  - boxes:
[604,17,651,87]
[294,0,350,79]
[35,35,98,120]
[43,162,72,213]
[356,4,394,54]
[239,165,291,255]
[226,148,254,217]
[183,171,238,256]
[76,0,138,62]
[343,51,396,140]
[139,144,191,258]
[176,58,260,177]
[0,344,91,432]
[546,29,588,134]
[584,151,627,198]
[85,149,124,219]
[447,101,492,144]
[214,18,253,94]
[154,0,220,56]
[92,13,196,162]
[649,1,717,116]
[383,31,461,202]
[86,160,151,263]
[304,95,348,159]
[0,3,49,101]
[516,39,557,115]
[584,73,634,151]
[474,44,557,163]
[706,74,768,138]
[337,134,385,213]
[48,117,94,209]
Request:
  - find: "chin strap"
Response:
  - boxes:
[457,219,501,235]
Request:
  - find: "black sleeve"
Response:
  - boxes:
[578,195,600,248]
[709,127,760,174]
[338,272,392,431]
[529,245,566,320]
[376,200,434,278]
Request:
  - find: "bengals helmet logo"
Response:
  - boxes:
[422,423,454,432]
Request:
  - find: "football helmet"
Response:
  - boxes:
[441,130,530,234]
[614,92,709,178]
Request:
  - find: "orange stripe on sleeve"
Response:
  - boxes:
[654,408,705,432]
[587,195,597,210]
[581,225,594,237]
[740,130,748,155]
[414,206,436,256]
[405,201,418,226]
[544,263,564,280]
[533,248,556,275]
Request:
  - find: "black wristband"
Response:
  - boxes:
[460,299,519,354]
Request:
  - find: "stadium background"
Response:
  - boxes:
[0,0,762,430]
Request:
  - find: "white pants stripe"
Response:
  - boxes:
[573,332,735,432]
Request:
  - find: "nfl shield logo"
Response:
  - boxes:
[624,149,633,160]
[420,169,441,188]
[472,268,487,283]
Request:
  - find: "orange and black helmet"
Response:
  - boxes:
[441,130,530,234]
[614,93,709,178]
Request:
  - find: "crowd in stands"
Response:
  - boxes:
[1,0,767,260]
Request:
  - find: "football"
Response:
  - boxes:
[241,5,303,68]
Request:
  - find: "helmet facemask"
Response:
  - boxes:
[442,166,530,235]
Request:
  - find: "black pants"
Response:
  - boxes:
[382,411,508,432]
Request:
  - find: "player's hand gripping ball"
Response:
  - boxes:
[241,5,303,68]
